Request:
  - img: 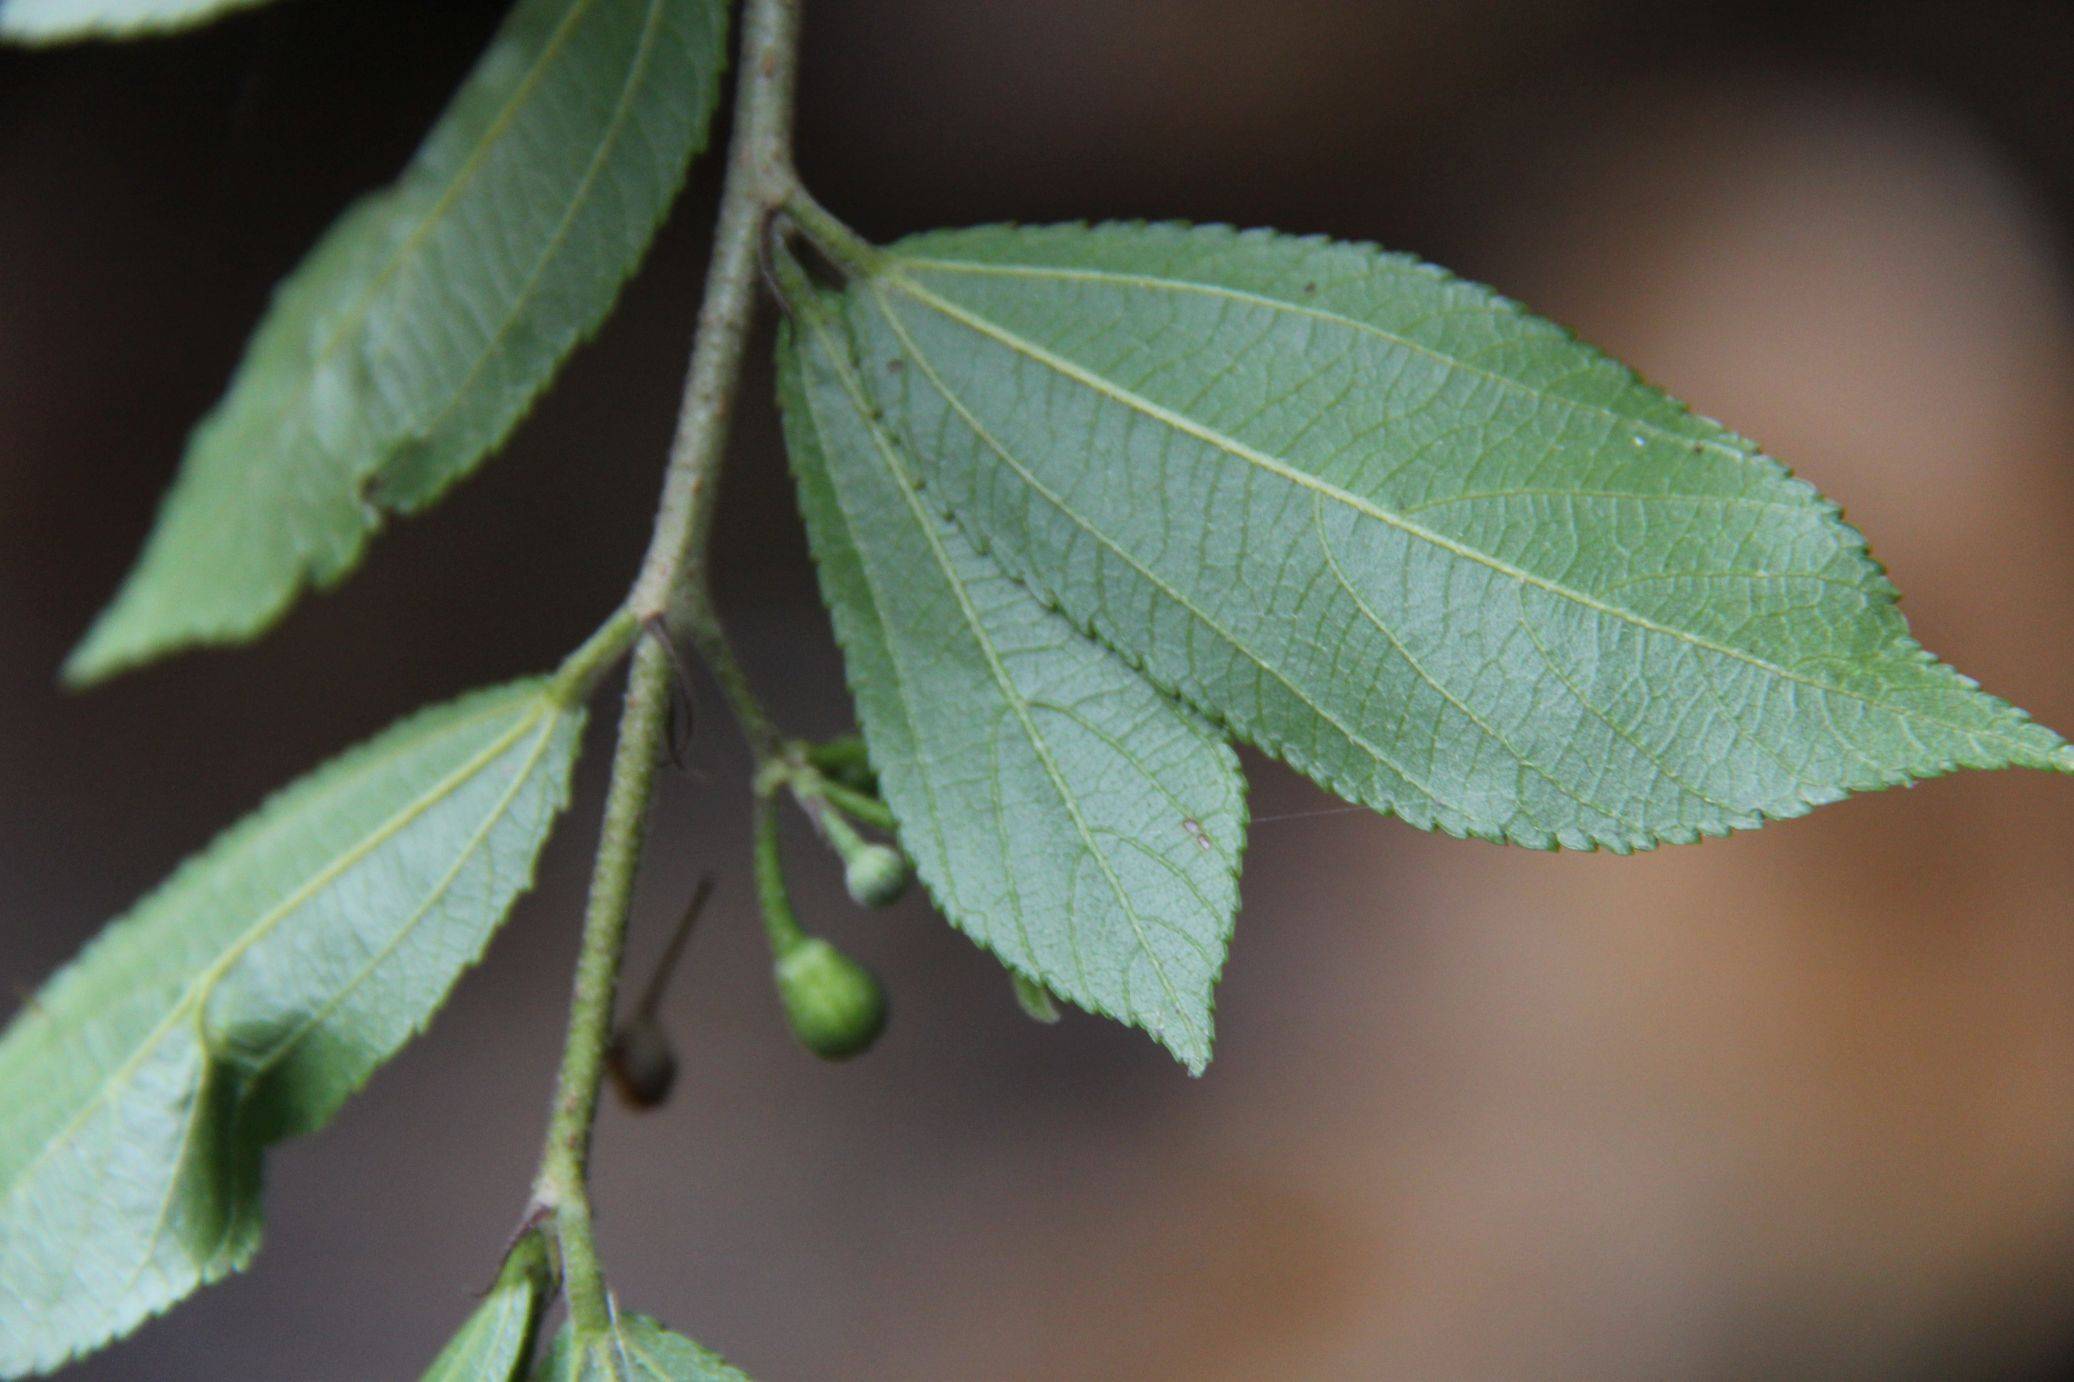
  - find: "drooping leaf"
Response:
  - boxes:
[66,0,730,683]
[0,677,587,1376]
[0,0,276,43]
[842,222,2073,852]
[779,284,1245,1073]
[422,1230,556,1382]
[535,1313,746,1381]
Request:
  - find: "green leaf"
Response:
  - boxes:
[0,0,276,43]
[779,285,1246,1074]
[841,221,2073,852]
[422,1230,556,1382]
[1010,972,1061,1025]
[0,677,586,1376]
[535,1313,746,1381]
[66,0,730,684]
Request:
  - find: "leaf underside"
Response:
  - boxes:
[536,1313,746,1382]
[0,0,275,42]
[779,289,1246,1073]
[842,221,2072,852]
[0,680,584,1377]
[422,1231,554,1382]
[65,0,730,684]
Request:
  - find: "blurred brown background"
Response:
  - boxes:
[5,1,2073,1377]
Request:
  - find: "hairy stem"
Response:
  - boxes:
[783,185,881,276]
[534,637,671,1330]
[686,609,783,765]
[532,0,802,1334]
[629,2,800,623]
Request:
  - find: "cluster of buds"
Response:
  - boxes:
[753,734,908,1060]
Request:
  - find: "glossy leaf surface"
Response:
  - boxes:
[67,0,729,682]
[780,289,1245,1072]
[845,222,2072,851]
[0,679,585,1375]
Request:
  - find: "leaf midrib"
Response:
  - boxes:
[897,252,1750,463]
[237,0,618,457]
[862,283,1462,819]
[0,696,553,1207]
[877,266,2046,757]
[1309,488,1655,838]
[231,712,562,1085]
[796,316,1087,1003]
[798,310,1203,1053]
[381,0,679,475]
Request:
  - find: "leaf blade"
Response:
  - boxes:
[536,1313,746,1381]
[0,678,586,1375]
[66,0,730,683]
[779,288,1246,1072]
[845,221,2071,851]
[0,0,275,42]
[422,1231,555,1382]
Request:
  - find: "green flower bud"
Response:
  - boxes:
[813,799,909,907]
[843,842,909,908]
[775,938,887,1060]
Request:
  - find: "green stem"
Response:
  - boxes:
[782,184,883,278]
[629,3,801,626]
[533,637,670,1330]
[806,790,868,852]
[752,792,808,958]
[809,778,896,833]
[686,609,783,766]
[547,608,640,707]
[531,0,804,1335]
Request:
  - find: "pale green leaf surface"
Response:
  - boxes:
[0,679,585,1376]
[66,0,729,683]
[845,222,2073,851]
[536,1313,746,1381]
[0,0,274,42]
[780,291,1245,1073]
[422,1231,555,1382]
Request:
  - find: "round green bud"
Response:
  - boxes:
[775,938,887,1060]
[843,843,909,908]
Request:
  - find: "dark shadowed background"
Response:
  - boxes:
[5,1,2073,1377]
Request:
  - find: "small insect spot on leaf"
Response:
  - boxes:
[1301,282,1317,294]
[886,358,904,374]
[1182,819,1212,851]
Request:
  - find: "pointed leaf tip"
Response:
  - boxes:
[422,1231,556,1382]
[778,293,1245,1073]
[0,0,278,43]
[842,220,2070,851]
[67,0,730,681]
[0,679,585,1373]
